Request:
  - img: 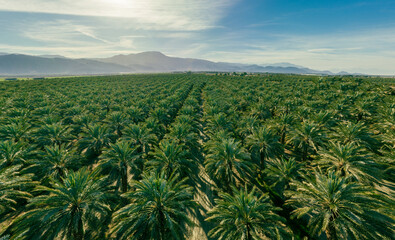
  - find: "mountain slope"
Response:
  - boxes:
[0,51,339,76]
[95,51,333,74]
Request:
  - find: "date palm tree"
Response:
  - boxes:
[316,142,380,184]
[34,123,71,147]
[0,122,31,143]
[111,173,195,240]
[246,127,283,171]
[332,121,381,153]
[265,157,302,198]
[26,144,76,181]
[123,124,157,156]
[168,122,198,151]
[99,140,139,192]
[0,164,36,215]
[78,124,112,162]
[205,138,252,192]
[206,186,289,240]
[289,121,326,161]
[106,111,128,138]
[12,168,111,240]
[0,140,26,167]
[286,171,394,239]
[149,140,195,180]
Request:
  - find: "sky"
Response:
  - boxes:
[0,0,394,75]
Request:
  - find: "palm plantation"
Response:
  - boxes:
[0,74,393,239]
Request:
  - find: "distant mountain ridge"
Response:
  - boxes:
[0,51,347,76]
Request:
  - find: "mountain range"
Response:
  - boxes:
[0,51,344,76]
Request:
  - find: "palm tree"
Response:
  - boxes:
[0,164,36,215]
[289,121,325,161]
[106,111,128,138]
[111,173,195,240]
[316,141,380,184]
[205,113,231,134]
[78,124,112,162]
[206,186,289,240]
[12,168,111,240]
[123,124,157,155]
[126,106,145,124]
[26,144,76,181]
[236,116,260,139]
[168,122,198,150]
[205,138,252,192]
[246,127,283,171]
[0,122,31,142]
[332,121,381,153]
[276,113,295,145]
[144,117,165,139]
[99,140,139,192]
[34,123,71,147]
[0,140,26,167]
[286,171,394,239]
[265,157,302,198]
[149,140,195,180]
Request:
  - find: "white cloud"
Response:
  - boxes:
[21,20,109,45]
[0,0,237,30]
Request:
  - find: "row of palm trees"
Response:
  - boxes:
[0,74,394,239]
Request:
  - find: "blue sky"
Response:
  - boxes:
[0,0,394,74]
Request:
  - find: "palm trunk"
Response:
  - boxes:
[260,150,266,170]
[302,144,308,161]
[325,223,337,240]
[246,223,252,240]
[280,126,286,145]
[121,165,128,192]
[71,214,84,240]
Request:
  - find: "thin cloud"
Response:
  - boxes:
[0,0,238,31]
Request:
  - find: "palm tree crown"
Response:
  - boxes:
[13,168,111,240]
[316,142,380,184]
[206,186,288,240]
[111,173,195,240]
[205,138,252,192]
[286,171,394,239]
[99,140,139,192]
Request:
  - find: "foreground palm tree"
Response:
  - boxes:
[99,140,139,192]
[205,138,252,192]
[111,174,195,240]
[206,186,289,240]
[13,168,111,240]
[286,171,394,239]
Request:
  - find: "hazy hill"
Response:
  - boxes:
[0,51,342,76]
